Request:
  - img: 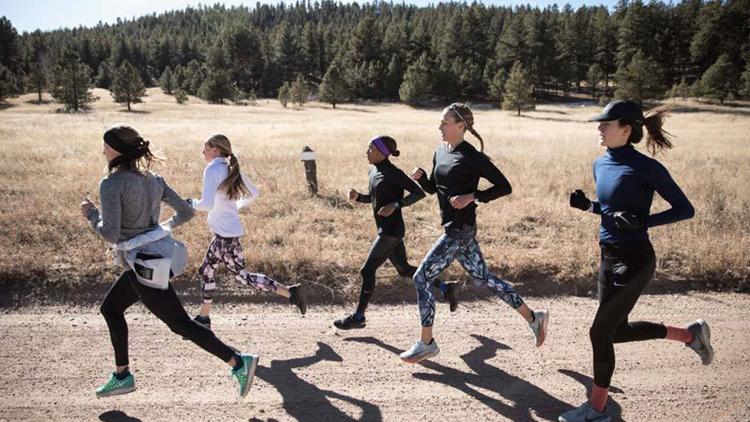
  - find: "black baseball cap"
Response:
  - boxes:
[589,99,644,123]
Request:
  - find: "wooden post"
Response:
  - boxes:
[300,146,318,195]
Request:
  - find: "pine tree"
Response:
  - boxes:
[160,66,175,94]
[290,74,309,107]
[614,51,663,105]
[700,53,739,104]
[587,63,603,100]
[278,81,291,107]
[27,64,47,103]
[668,77,690,100]
[319,59,350,109]
[95,62,114,89]
[399,53,431,106]
[503,61,535,116]
[199,69,235,104]
[488,68,507,105]
[0,65,18,102]
[51,50,97,112]
[741,63,750,99]
[110,60,146,111]
[174,89,188,104]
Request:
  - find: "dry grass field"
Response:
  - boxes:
[1,88,749,304]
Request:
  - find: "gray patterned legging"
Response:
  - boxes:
[199,235,279,304]
[414,226,524,327]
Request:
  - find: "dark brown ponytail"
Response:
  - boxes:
[623,104,674,156]
[379,135,400,157]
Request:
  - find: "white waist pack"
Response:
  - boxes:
[112,225,188,290]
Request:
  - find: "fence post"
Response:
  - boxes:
[300,146,318,195]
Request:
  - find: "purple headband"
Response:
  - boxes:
[372,137,391,157]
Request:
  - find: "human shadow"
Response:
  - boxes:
[346,335,573,421]
[558,369,626,422]
[99,410,143,422]
[254,342,382,422]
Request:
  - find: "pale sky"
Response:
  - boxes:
[2,0,620,33]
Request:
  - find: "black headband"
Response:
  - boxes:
[104,130,139,153]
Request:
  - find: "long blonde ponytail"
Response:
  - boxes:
[205,134,251,200]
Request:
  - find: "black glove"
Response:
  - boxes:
[569,189,591,211]
[613,211,646,230]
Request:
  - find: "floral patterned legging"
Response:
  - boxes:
[413,225,524,327]
[199,235,279,304]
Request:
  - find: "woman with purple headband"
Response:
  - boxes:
[334,136,458,330]
[401,103,549,364]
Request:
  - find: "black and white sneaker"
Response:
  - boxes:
[334,313,366,330]
[289,284,308,315]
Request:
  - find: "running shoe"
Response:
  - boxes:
[334,313,366,330]
[686,319,714,365]
[529,310,549,347]
[558,402,610,422]
[289,284,308,315]
[399,340,440,363]
[232,354,259,398]
[95,372,136,397]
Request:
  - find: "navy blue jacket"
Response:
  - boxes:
[591,144,694,244]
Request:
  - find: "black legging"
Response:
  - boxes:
[101,270,236,366]
[590,241,668,388]
[356,235,417,315]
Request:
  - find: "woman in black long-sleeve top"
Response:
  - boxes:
[399,103,549,364]
[334,136,455,329]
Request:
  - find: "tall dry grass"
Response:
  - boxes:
[1,89,748,303]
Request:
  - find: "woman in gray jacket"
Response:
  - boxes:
[81,124,257,399]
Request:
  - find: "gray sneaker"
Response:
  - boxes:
[529,310,549,347]
[559,402,610,422]
[399,340,440,363]
[686,319,714,365]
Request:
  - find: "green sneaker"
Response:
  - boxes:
[95,372,136,397]
[232,354,259,398]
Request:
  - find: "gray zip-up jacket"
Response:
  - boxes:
[86,169,194,243]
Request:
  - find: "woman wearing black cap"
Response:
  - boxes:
[334,136,458,330]
[559,101,714,422]
[81,124,258,399]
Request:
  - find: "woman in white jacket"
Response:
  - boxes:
[188,134,307,330]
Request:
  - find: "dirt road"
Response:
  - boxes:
[1,292,748,422]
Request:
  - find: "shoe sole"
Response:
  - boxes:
[333,322,366,330]
[697,319,714,365]
[537,311,549,347]
[241,355,259,399]
[400,348,440,364]
[96,385,136,398]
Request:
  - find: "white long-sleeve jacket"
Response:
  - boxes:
[192,157,259,237]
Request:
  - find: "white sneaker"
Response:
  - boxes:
[529,310,549,347]
[399,340,440,363]
[559,402,610,422]
[686,319,714,365]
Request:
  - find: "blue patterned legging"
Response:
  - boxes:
[414,226,524,327]
[199,235,279,304]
